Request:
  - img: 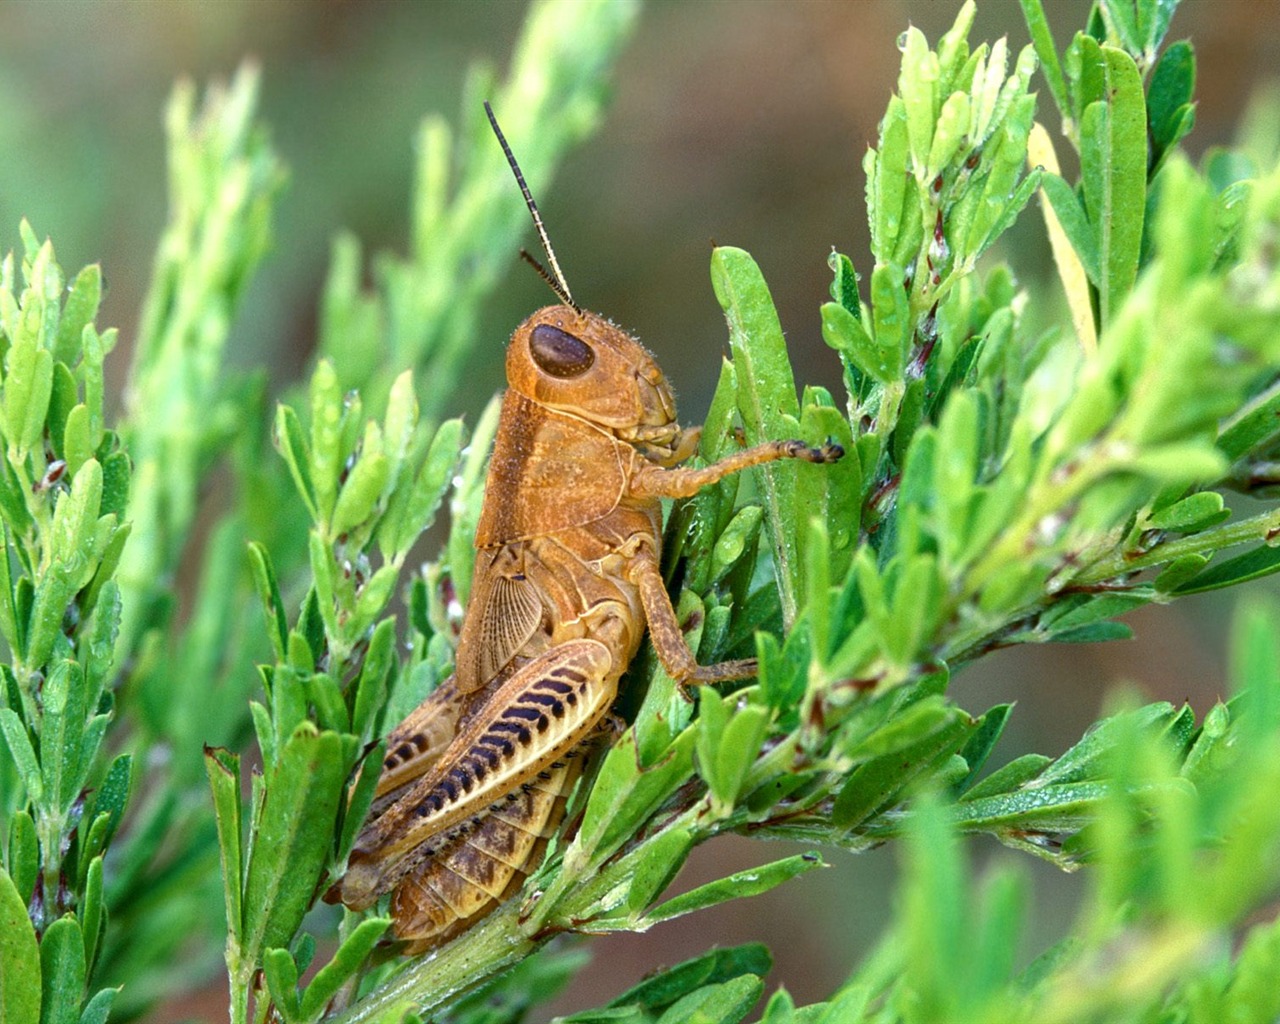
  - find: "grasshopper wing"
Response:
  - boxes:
[455,547,545,694]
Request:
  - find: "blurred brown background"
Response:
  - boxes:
[2,0,1278,1018]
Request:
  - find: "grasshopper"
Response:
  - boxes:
[329,104,843,953]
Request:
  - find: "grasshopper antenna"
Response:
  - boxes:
[484,101,579,313]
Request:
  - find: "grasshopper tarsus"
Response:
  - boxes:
[814,438,845,462]
[783,438,845,464]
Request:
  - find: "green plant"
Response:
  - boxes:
[1,1,1280,1022]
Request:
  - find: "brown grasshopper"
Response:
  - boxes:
[329,104,842,953]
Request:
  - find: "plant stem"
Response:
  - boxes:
[963,447,1118,594]
[328,906,537,1024]
[1072,506,1280,586]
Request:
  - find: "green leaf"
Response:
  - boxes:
[0,867,40,1024]
[241,724,347,962]
[574,728,695,868]
[834,706,976,829]
[821,303,894,385]
[39,917,85,1024]
[1071,32,1107,115]
[275,404,318,522]
[1019,0,1071,123]
[338,741,385,862]
[869,99,911,262]
[298,917,391,1022]
[1040,592,1149,634]
[331,447,389,539]
[263,948,301,1023]
[710,246,803,624]
[1230,599,1280,741]
[350,564,399,636]
[446,395,500,608]
[54,265,101,367]
[827,251,862,319]
[1148,40,1196,163]
[868,263,909,379]
[898,26,938,173]
[707,505,763,587]
[97,451,129,520]
[928,92,971,179]
[308,360,345,524]
[1080,46,1147,325]
[1048,621,1134,644]
[1127,444,1225,486]
[90,753,131,848]
[352,619,395,739]
[1145,492,1227,533]
[1040,174,1100,284]
[713,702,771,806]
[308,533,339,642]
[1172,545,1280,596]
[46,366,76,463]
[76,989,116,1024]
[268,670,308,763]
[625,828,694,918]
[0,461,34,539]
[0,709,42,802]
[954,780,1111,833]
[7,812,37,905]
[248,541,289,662]
[695,690,771,815]
[394,417,464,557]
[4,331,54,459]
[643,852,825,927]
[654,975,763,1024]
[953,704,1013,793]
[1219,387,1280,462]
[39,662,85,816]
[1100,0,1142,55]
[304,673,349,734]
[1153,553,1211,593]
[204,746,244,945]
[605,944,772,1015]
[381,369,417,468]
[78,857,104,976]
[842,695,959,762]
[760,990,797,1024]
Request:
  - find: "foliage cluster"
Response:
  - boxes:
[2,2,1280,1023]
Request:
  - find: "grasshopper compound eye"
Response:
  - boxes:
[530,324,595,378]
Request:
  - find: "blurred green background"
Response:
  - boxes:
[2,1,1278,1018]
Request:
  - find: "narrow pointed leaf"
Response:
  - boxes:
[39,916,85,1024]
[642,852,825,927]
[242,725,346,961]
[0,867,40,1024]
[298,918,391,1021]
[204,746,244,944]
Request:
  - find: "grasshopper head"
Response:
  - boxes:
[507,305,682,444]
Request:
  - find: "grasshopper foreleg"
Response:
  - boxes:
[630,438,843,499]
[628,437,843,687]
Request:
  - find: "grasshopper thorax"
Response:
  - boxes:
[506,305,679,441]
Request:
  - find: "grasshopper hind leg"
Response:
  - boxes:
[390,754,585,953]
